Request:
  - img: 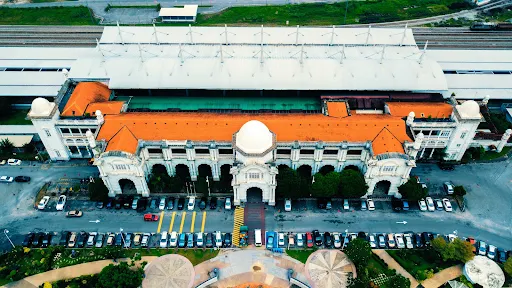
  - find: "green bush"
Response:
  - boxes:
[454,185,466,196]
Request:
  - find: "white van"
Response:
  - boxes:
[215,231,223,248]
[254,229,262,247]
[169,231,178,247]
[159,231,168,248]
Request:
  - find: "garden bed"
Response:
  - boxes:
[286,249,316,263]
[387,249,455,281]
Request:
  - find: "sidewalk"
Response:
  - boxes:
[421,264,463,288]
[3,257,157,288]
[372,249,419,288]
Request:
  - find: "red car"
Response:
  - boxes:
[144,214,159,221]
[306,232,314,248]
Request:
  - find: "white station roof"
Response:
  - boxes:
[159,5,198,17]
[69,26,447,92]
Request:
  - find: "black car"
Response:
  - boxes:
[209,197,217,210]
[14,176,31,182]
[41,233,51,248]
[205,233,214,248]
[96,201,104,209]
[357,232,367,239]
[177,198,185,210]
[150,198,157,209]
[115,233,123,246]
[224,233,232,247]
[114,199,122,210]
[59,231,71,246]
[391,197,402,211]
[324,232,332,247]
[166,197,175,210]
[438,162,455,171]
[137,198,147,212]
[106,198,113,209]
[77,232,88,248]
[413,233,423,248]
[22,232,35,247]
[317,198,327,209]
[32,232,44,247]
[313,230,323,246]
[421,232,433,246]
[124,196,134,209]
[199,197,207,210]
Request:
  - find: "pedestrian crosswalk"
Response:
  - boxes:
[232,207,245,247]
[156,211,208,234]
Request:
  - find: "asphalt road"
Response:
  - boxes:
[0,160,511,252]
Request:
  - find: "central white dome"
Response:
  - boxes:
[235,120,273,154]
[457,100,481,119]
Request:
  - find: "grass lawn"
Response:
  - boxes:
[480,146,511,161]
[0,6,97,25]
[0,110,31,125]
[286,249,316,263]
[387,249,455,280]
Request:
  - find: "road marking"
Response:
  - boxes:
[179,212,186,234]
[190,211,197,233]
[201,211,206,233]
[169,211,176,232]
[156,211,165,233]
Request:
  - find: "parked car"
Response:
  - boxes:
[414,233,423,248]
[369,234,377,248]
[422,232,433,246]
[326,200,332,210]
[402,200,409,211]
[288,233,295,248]
[131,198,138,210]
[187,233,194,248]
[438,162,455,171]
[56,195,67,211]
[205,233,214,248]
[169,231,178,247]
[378,234,386,248]
[0,176,14,183]
[166,197,175,210]
[487,245,497,260]
[209,197,217,209]
[159,198,166,210]
[0,160,5,165]
[187,197,195,211]
[317,198,327,209]
[7,159,21,165]
[418,199,427,211]
[150,198,157,209]
[392,197,402,211]
[324,232,332,248]
[278,233,285,247]
[115,233,123,247]
[296,233,304,247]
[41,233,52,248]
[443,182,455,194]
[137,198,147,212]
[144,213,159,221]
[31,232,43,247]
[434,199,443,211]
[497,249,507,263]
[425,197,435,211]
[77,232,87,248]
[68,233,77,248]
[106,198,113,209]
[224,197,232,210]
[38,196,50,210]
[266,233,274,250]
[215,231,223,248]
[159,232,168,248]
[177,198,185,210]
[106,233,115,246]
[95,234,104,248]
[224,233,232,247]
[124,233,133,248]
[196,233,204,247]
[306,232,313,248]
[199,197,207,210]
[96,201,104,209]
[466,237,477,253]
[333,233,341,248]
[14,176,31,182]
[66,210,83,217]
[23,232,35,247]
[86,232,97,247]
[284,199,292,212]
[442,198,453,212]
[367,198,375,211]
[360,199,367,211]
[141,233,151,247]
[395,234,405,249]
[313,230,323,246]
[59,231,71,246]
[387,234,396,248]
[343,199,350,210]
[404,233,414,249]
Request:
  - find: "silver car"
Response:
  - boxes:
[95,234,104,248]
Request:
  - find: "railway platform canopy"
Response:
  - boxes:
[68,26,448,93]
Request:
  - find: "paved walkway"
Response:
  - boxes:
[372,249,419,288]
[3,257,157,288]
[421,264,463,288]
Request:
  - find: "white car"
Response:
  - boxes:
[448,234,457,242]
[38,196,50,210]
[159,198,166,210]
[215,231,222,248]
[404,234,413,249]
[442,198,453,212]
[7,159,21,166]
[284,199,291,212]
[0,160,6,165]
[367,198,375,211]
[225,198,232,210]
[169,231,178,247]
[443,182,454,195]
[56,195,67,211]
[0,176,14,183]
[395,234,405,249]
[343,199,350,210]
[488,245,497,260]
[278,233,285,247]
[425,197,435,211]
[296,233,304,247]
[369,234,377,248]
[333,233,342,248]
[196,233,204,247]
[418,199,427,211]
[159,232,168,248]
[187,197,195,211]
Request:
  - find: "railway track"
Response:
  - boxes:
[0,26,511,49]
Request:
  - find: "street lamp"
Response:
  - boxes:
[119,228,126,248]
[4,229,14,249]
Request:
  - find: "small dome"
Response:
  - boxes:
[457,100,480,119]
[30,98,52,116]
[235,120,273,154]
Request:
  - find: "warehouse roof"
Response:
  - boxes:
[159,5,198,17]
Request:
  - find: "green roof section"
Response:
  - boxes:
[116,96,321,112]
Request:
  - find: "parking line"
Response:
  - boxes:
[190,211,196,233]
[156,211,165,233]
[179,212,186,234]
[201,211,206,233]
[169,211,176,232]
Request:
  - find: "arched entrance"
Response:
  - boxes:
[119,179,137,194]
[151,163,167,175]
[220,164,233,192]
[175,164,191,182]
[198,164,213,179]
[246,187,263,203]
[319,165,335,175]
[343,165,360,172]
[373,180,391,196]
[277,164,290,170]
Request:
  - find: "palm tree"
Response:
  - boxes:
[0,138,14,156]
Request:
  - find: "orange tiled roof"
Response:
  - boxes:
[85,101,124,115]
[105,126,138,155]
[326,102,349,118]
[386,102,453,118]
[372,127,405,155]
[97,112,412,155]
[61,82,111,117]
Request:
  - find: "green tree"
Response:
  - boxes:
[398,178,427,201]
[504,257,512,277]
[339,169,368,198]
[388,274,410,288]
[454,185,466,196]
[276,167,301,199]
[169,175,183,192]
[97,261,143,288]
[451,238,474,263]
[311,172,340,197]
[0,138,14,156]
[148,172,170,193]
[344,238,372,267]
[88,178,109,202]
